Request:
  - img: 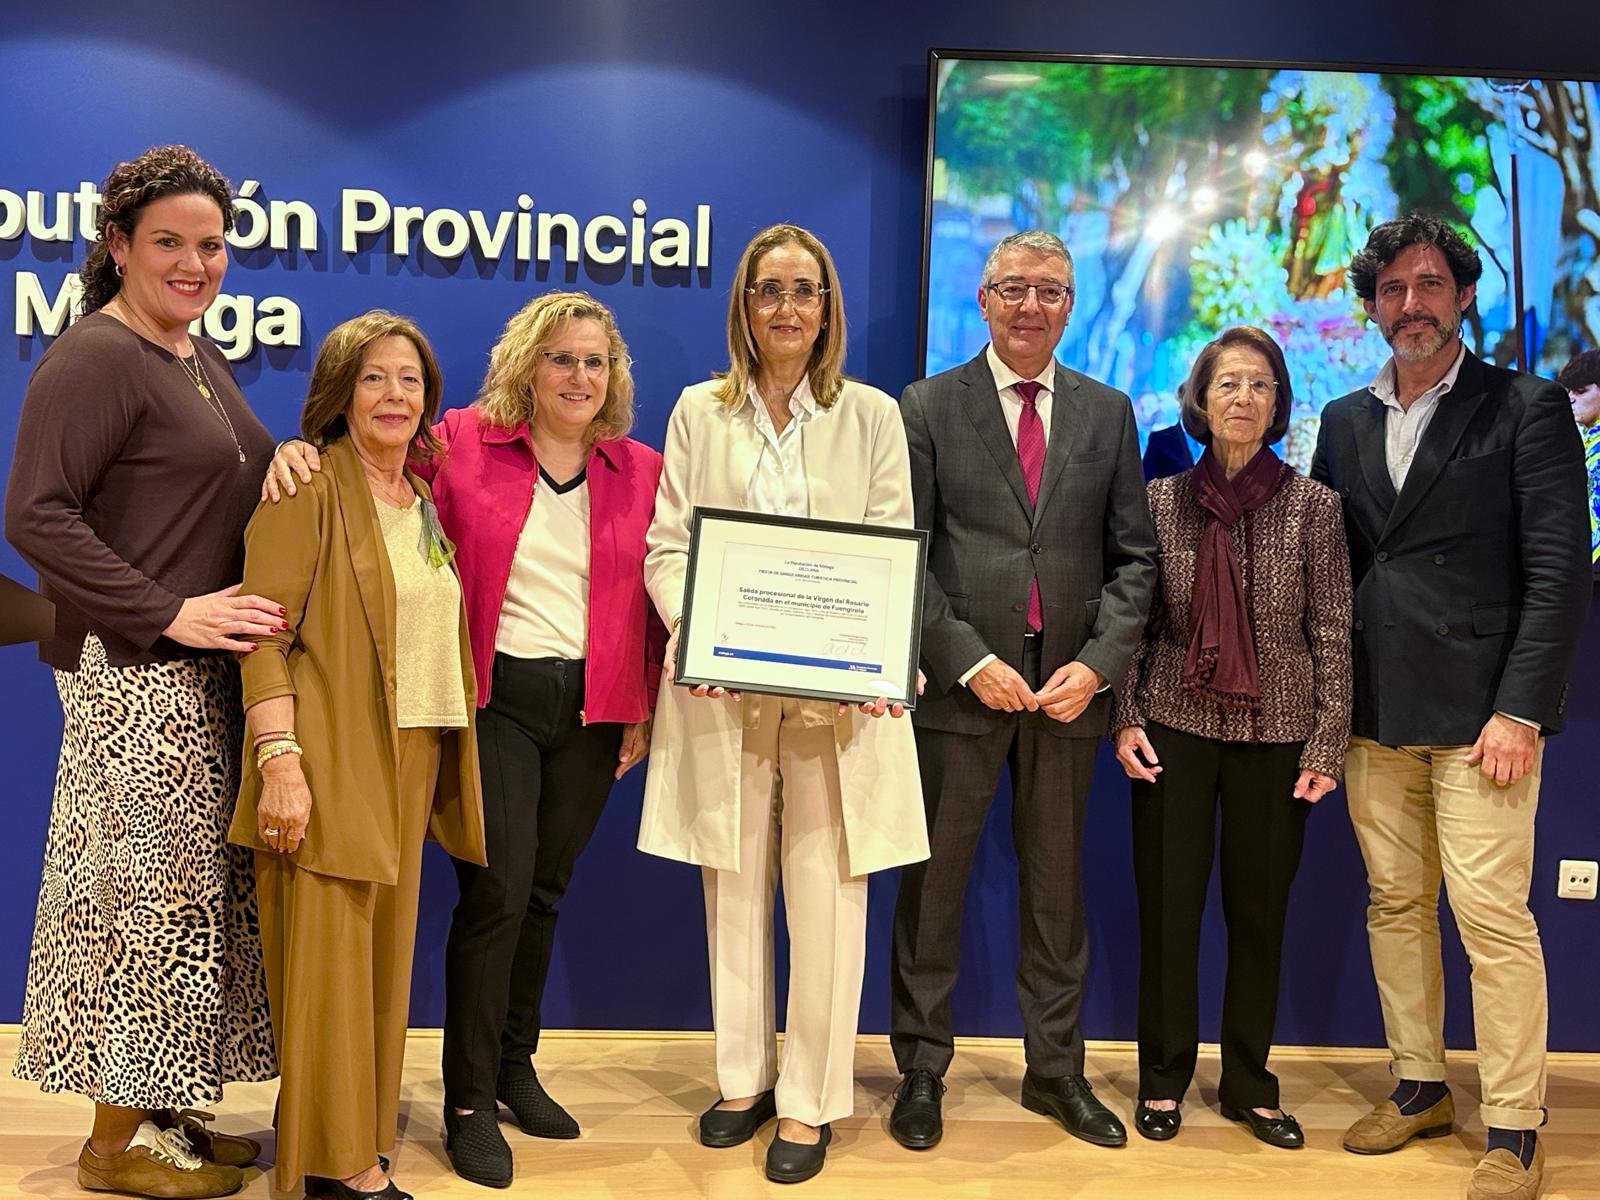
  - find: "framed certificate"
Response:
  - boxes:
[676,507,928,707]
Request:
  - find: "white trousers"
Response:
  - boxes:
[702,696,869,1127]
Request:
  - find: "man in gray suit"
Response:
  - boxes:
[889,231,1158,1149]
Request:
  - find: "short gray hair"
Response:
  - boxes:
[982,230,1074,287]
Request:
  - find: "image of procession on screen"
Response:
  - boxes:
[922,57,1600,565]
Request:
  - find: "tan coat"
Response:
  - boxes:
[228,439,486,883]
[639,378,930,877]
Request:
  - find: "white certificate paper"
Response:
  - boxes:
[676,508,927,706]
[713,542,892,674]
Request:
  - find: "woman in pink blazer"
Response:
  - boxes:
[264,292,663,1189]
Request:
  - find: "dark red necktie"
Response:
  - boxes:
[1014,380,1045,632]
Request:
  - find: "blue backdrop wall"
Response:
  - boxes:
[2,1,1597,1053]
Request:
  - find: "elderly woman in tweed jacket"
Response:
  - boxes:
[1112,325,1352,1150]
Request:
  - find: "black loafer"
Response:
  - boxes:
[444,1107,513,1188]
[498,1072,579,1140]
[1221,1104,1305,1149]
[1134,1100,1182,1141]
[889,1068,946,1150]
[698,1091,777,1148]
[1020,1071,1127,1147]
[765,1123,831,1184]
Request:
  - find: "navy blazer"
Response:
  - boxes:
[1141,422,1195,481]
[1310,351,1591,745]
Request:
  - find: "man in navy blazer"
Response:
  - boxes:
[1311,213,1589,1200]
[888,231,1157,1150]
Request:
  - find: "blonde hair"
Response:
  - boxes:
[714,224,848,409]
[299,310,444,464]
[475,291,635,442]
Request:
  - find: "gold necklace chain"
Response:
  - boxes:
[116,298,246,463]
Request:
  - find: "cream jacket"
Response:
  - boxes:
[639,377,930,876]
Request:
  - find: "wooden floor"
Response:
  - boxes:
[3,1030,1597,1199]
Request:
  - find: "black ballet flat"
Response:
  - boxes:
[1134,1100,1182,1141]
[765,1123,832,1184]
[698,1091,777,1148]
[303,1174,411,1200]
[1221,1104,1305,1149]
[302,1164,396,1200]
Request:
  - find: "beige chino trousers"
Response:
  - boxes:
[1345,736,1547,1130]
[702,695,869,1128]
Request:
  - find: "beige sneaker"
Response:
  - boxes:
[151,1108,261,1168]
[77,1121,244,1198]
[1467,1138,1544,1200]
[1342,1092,1455,1154]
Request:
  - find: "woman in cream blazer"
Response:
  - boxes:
[641,224,929,1185]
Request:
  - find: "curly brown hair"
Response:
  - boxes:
[79,146,235,316]
[475,291,635,442]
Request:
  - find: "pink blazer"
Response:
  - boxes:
[424,405,665,724]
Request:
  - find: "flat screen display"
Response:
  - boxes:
[921,53,1600,563]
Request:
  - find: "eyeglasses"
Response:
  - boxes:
[1210,376,1277,400]
[541,351,622,375]
[745,281,829,312]
[986,281,1073,307]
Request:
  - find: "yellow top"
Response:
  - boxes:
[376,497,469,729]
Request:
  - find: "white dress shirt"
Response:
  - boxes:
[1369,343,1466,490]
[742,378,817,517]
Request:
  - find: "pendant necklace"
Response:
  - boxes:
[117,297,246,462]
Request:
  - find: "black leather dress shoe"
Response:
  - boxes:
[444,1107,513,1188]
[498,1072,580,1139]
[1020,1071,1128,1147]
[1221,1104,1305,1149]
[1134,1100,1182,1141]
[765,1123,831,1184]
[889,1068,946,1150]
[698,1091,777,1148]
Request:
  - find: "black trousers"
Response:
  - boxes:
[442,654,622,1108]
[891,635,1100,1078]
[1131,722,1310,1109]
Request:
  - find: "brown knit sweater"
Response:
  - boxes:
[1112,466,1353,778]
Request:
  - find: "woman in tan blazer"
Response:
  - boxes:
[228,311,486,1200]
[641,224,930,1184]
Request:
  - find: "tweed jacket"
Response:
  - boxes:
[1112,466,1354,779]
[228,439,487,884]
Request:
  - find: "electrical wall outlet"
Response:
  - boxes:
[1557,859,1598,901]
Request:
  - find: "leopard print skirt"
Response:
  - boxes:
[12,634,279,1106]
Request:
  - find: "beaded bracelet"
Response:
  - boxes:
[256,741,303,769]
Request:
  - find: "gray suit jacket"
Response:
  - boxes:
[902,351,1158,737]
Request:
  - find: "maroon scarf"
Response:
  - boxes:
[1182,445,1288,708]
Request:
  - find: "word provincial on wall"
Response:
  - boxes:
[3,179,715,362]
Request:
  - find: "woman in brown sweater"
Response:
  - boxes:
[1112,325,1351,1149]
[4,146,279,1200]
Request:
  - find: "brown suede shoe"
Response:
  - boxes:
[1467,1139,1544,1200]
[151,1108,261,1168]
[1342,1092,1455,1154]
[77,1122,244,1198]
